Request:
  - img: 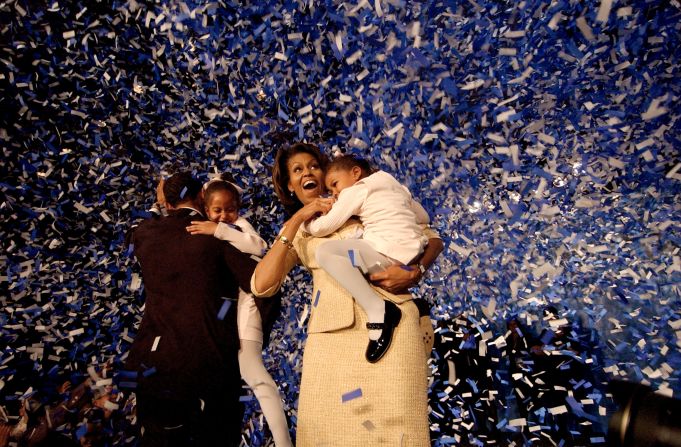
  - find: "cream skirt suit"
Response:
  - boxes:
[252,220,433,446]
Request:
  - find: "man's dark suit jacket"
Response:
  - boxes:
[126,208,257,401]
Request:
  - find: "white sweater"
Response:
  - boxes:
[214,216,267,257]
[305,170,429,264]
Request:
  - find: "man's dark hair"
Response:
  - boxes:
[163,171,202,207]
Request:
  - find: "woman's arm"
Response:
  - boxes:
[369,234,444,294]
[253,197,334,295]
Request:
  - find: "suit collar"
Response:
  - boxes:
[169,207,204,218]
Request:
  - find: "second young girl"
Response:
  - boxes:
[186,176,292,447]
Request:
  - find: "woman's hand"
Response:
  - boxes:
[186,220,218,235]
[369,264,421,294]
[370,235,444,294]
[293,197,335,223]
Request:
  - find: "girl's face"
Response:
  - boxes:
[205,190,239,224]
[324,166,361,197]
[286,152,325,205]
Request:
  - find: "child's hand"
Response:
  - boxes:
[186,220,218,235]
[296,197,335,222]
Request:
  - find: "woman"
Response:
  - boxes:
[252,143,443,446]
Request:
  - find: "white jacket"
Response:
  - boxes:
[305,170,429,264]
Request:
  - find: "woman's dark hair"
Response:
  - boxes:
[272,142,329,214]
[163,171,202,207]
[204,179,241,208]
[326,154,374,178]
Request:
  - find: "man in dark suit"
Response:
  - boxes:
[126,171,256,447]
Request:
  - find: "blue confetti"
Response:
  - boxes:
[0,1,679,446]
[341,388,363,403]
[217,299,233,321]
[348,249,357,268]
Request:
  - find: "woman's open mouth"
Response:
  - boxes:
[303,180,318,190]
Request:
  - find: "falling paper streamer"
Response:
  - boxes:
[217,299,233,321]
[0,1,679,446]
[341,388,363,403]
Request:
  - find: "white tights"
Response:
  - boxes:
[239,340,292,447]
[315,239,396,340]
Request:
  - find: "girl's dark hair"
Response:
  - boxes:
[204,179,241,208]
[326,154,374,178]
[163,171,202,207]
[272,142,329,214]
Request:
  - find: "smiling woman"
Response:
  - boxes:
[271,142,328,215]
[251,142,443,446]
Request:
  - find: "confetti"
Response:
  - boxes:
[151,336,161,352]
[0,1,679,446]
[217,298,233,321]
[341,388,363,403]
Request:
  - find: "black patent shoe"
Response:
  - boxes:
[365,301,402,363]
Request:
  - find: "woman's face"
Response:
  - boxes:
[286,152,325,205]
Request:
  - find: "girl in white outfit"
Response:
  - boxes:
[186,177,292,447]
[304,155,430,363]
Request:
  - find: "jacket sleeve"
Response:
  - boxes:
[304,185,367,237]
[222,243,259,293]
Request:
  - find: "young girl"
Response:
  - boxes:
[304,155,430,363]
[186,176,292,447]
